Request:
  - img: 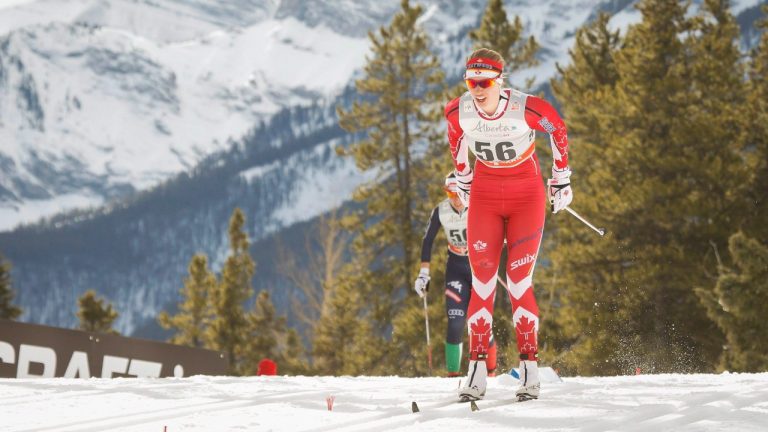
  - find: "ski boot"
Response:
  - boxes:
[458,358,487,402]
[515,359,540,401]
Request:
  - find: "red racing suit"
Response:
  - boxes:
[445,88,569,362]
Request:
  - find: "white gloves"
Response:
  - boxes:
[547,168,572,214]
[455,169,473,207]
[413,267,430,298]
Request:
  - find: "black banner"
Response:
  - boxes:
[0,319,228,378]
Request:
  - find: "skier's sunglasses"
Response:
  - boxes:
[465,78,499,89]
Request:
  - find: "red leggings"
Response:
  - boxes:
[466,155,545,361]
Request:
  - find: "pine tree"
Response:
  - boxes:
[278,211,348,341]
[280,328,310,375]
[742,4,768,241]
[242,290,284,374]
[77,290,119,334]
[242,290,309,376]
[695,233,768,371]
[469,0,539,75]
[543,12,623,372]
[207,208,255,375]
[693,4,768,374]
[312,250,384,375]
[158,254,216,348]
[277,213,348,375]
[446,0,540,99]
[0,254,22,320]
[548,0,748,374]
[334,0,446,375]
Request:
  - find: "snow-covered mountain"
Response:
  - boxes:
[0,0,765,336]
[1,0,763,232]
[0,0,625,231]
[0,0,379,231]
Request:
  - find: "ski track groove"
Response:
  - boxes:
[0,380,197,406]
[299,388,530,432]
[9,389,335,432]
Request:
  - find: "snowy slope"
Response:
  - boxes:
[1,373,767,431]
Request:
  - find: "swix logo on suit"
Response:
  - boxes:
[509,253,536,270]
[458,89,535,168]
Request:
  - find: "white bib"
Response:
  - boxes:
[458,89,536,168]
[438,200,468,255]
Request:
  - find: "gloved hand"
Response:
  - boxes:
[413,267,430,298]
[455,169,473,207]
[547,168,572,214]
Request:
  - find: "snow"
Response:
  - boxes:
[0,193,102,230]
[0,5,370,232]
[0,0,93,35]
[1,372,766,431]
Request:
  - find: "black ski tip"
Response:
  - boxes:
[470,400,479,411]
[517,394,538,402]
[411,401,419,413]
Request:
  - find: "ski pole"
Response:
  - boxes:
[422,291,433,375]
[564,206,606,236]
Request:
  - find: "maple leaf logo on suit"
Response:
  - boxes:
[470,317,492,354]
[516,315,538,353]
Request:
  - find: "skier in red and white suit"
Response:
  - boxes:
[447,48,572,402]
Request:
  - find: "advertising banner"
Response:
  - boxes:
[0,319,228,378]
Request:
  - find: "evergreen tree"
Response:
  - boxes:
[312,260,378,375]
[543,12,623,372]
[278,212,348,375]
[696,233,768,371]
[280,328,310,375]
[742,4,768,241]
[549,0,748,374]
[446,0,540,99]
[278,211,348,341]
[243,290,283,373]
[693,4,768,374]
[207,208,255,375]
[77,290,119,334]
[334,0,446,375]
[158,254,216,348]
[469,0,538,78]
[0,254,22,320]
[243,290,309,376]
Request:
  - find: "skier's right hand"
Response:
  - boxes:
[413,267,430,297]
[455,169,473,207]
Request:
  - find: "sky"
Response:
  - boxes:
[1,371,767,431]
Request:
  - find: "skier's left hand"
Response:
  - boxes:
[548,168,572,213]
